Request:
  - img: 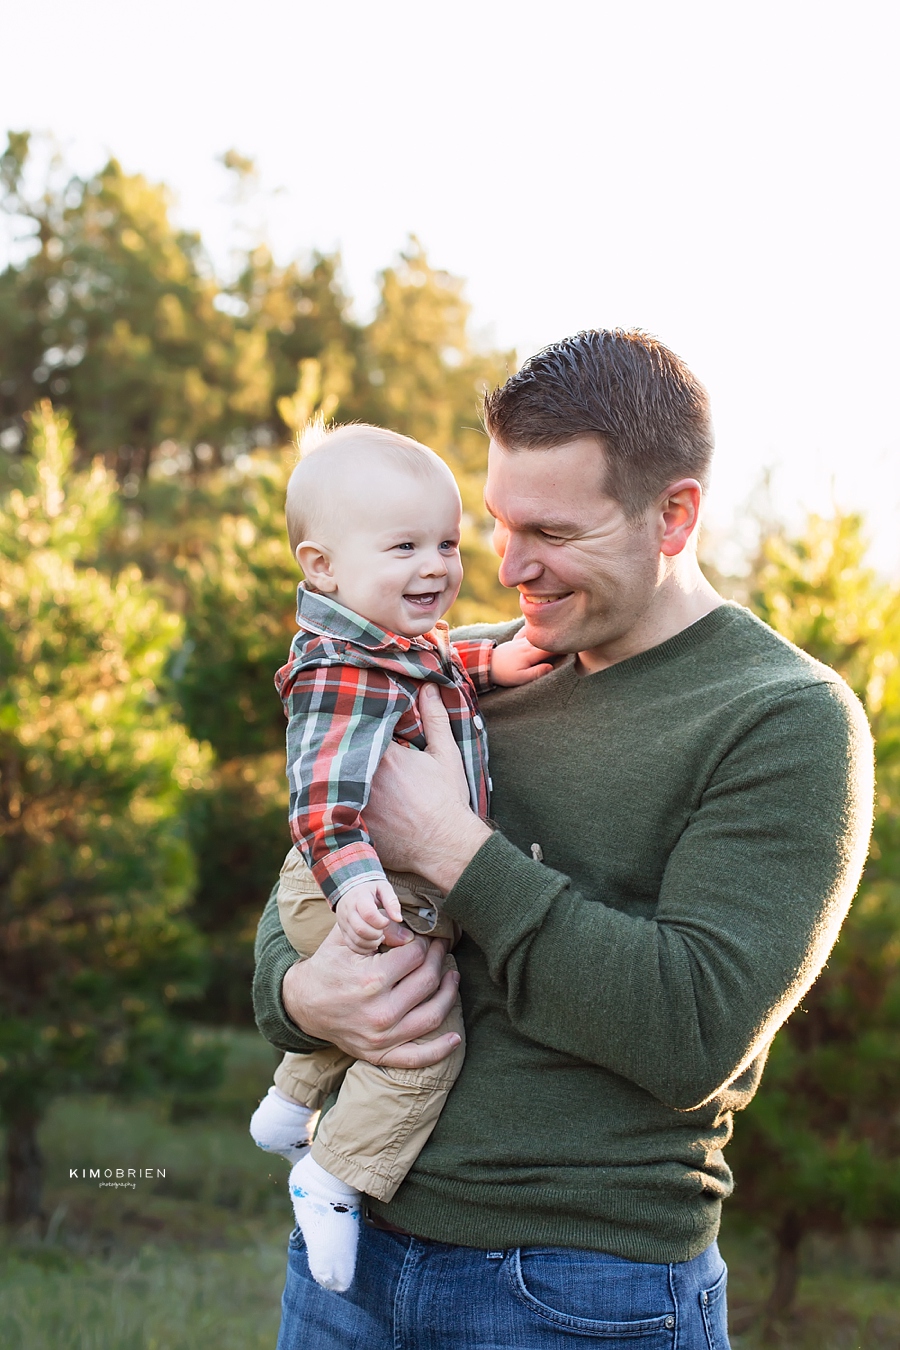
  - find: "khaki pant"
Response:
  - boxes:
[274,847,466,1201]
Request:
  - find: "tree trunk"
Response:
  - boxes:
[4,1109,44,1226]
[763,1212,803,1333]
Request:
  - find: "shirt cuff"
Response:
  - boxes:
[310,842,385,908]
[451,638,497,694]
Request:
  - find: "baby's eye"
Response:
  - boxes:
[439,539,459,551]
[395,542,415,552]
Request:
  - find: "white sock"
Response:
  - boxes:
[249,1086,315,1164]
[289,1154,362,1293]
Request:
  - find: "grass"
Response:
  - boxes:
[721,1223,900,1348]
[0,1030,294,1350]
[1,1031,899,1348]
[0,1241,287,1350]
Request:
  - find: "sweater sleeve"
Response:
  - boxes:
[442,679,875,1111]
[252,883,331,1054]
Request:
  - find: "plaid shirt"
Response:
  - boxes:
[275,585,494,907]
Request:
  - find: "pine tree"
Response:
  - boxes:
[0,133,272,480]
[359,237,518,624]
[2,133,521,1034]
[0,404,218,1225]
[730,513,900,1322]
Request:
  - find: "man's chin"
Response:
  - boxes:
[521,615,576,656]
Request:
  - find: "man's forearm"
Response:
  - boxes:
[413,807,492,896]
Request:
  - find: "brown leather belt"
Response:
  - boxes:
[364,1207,416,1238]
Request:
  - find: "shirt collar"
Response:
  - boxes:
[295,584,445,654]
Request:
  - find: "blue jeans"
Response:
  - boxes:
[276,1221,730,1349]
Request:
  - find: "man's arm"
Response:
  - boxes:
[366,678,875,1110]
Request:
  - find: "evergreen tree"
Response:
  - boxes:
[0,133,271,480]
[0,404,218,1225]
[104,242,519,1018]
[359,238,518,624]
[2,132,520,1033]
[233,244,361,424]
[731,513,900,1323]
[148,455,300,1023]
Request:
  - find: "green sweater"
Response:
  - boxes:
[253,604,874,1262]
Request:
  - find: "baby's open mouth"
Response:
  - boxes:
[404,592,439,607]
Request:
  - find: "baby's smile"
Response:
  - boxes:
[403,591,442,609]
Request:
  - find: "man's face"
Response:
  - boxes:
[485,436,665,666]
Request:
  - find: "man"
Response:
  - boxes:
[254,329,874,1348]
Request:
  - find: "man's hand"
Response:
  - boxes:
[365,683,493,893]
[282,923,461,1068]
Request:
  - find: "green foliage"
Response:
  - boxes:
[0,404,218,1133]
[0,130,523,1027]
[0,151,274,479]
[0,137,516,621]
[234,246,360,430]
[104,455,300,1022]
[355,239,518,624]
[732,514,900,1248]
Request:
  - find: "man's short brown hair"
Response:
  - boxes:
[482,329,714,517]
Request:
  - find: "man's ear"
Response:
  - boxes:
[295,540,337,591]
[658,480,703,558]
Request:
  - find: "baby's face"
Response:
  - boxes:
[322,467,464,637]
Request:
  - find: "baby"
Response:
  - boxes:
[250,423,552,1291]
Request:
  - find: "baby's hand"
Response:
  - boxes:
[335,878,404,954]
[490,628,557,687]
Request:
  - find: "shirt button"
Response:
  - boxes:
[702,1291,709,1305]
[473,714,484,730]
[665,1315,675,1328]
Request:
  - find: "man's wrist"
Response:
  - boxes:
[281,957,320,1041]
[426,809,493,895]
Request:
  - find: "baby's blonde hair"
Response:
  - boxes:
[285,422,456,556]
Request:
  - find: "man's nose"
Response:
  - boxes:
[497,536,542,589]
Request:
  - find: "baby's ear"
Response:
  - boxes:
[295,540,337,592]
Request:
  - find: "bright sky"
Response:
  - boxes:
[3,0,899,572]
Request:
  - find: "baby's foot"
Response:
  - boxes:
[289,1154,362,1292]
[249,1087,315,1164]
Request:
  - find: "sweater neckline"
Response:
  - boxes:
[558,601,746,687]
